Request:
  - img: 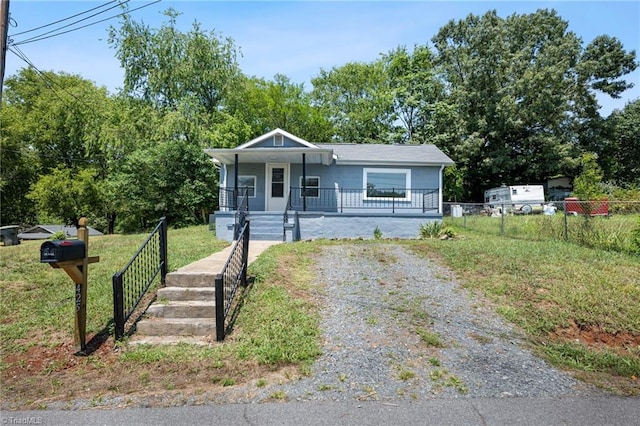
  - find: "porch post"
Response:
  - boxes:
[234,153,239,210]
[302,153,307,212]
[438,164,444,215]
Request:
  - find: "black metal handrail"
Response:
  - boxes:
[113,217,168,340]
[215,220,250,341]
[287,187,440,213]
[234,188,249,240]
[283,188,292,241]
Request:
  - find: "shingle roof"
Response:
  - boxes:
[18,225,104,240]
[315,144,454,166]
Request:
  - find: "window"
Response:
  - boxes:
[299,176,320,198]
[274,134,284,146]
[512,188,517,195]
[363,168,411,200]
[238,176,256,197]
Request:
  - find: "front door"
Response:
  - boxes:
[266,163,289,211]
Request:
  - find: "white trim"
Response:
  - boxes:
[439,164,444,215]
[299,176,320,198]
[238,175,257,198]
[237,128,319,149]
[274,134,284,146]
[265,163,290,211]
[362,168,411,201]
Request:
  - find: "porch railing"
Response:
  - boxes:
[234,188,249,240]
[113,217,168,340]
[215,220,250,341]
[287,187,440,213]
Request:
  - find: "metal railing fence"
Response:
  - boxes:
[215,220,250,341]
[113,217,168,340]
[287,187,440,213]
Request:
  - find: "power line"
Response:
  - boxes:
[8,45,87,108]
[9,0,124,37]
[11,0,159,46]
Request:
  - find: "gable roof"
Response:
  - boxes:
[205,129,454,167]
[236,128,318,149]
[316,143,454,166]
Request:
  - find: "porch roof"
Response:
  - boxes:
[204,147,335,165]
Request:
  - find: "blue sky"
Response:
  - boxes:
[5,1,640,116]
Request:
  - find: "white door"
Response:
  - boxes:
[266,163,289,211]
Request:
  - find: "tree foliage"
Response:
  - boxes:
[311,61,394,143]
[108,8,242,113]
[431,9,636,200]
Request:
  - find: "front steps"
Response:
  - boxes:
[248,213,284,241]
[131,270,218,345]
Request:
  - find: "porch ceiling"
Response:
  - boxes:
[205,148,335,165]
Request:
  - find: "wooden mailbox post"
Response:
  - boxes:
[40,217,99,352]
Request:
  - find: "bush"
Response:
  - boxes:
[419,222,455,239]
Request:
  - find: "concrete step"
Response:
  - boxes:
[146,300,215,318]
[127,335,214,346]
[136,317,216,336]
[166,271,218,288]
[251,232,284,241]
[157,286,214,302]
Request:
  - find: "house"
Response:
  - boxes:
[17,224,104,240]
[205,129,454,241]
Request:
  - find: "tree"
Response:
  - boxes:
[2,68,110,173]
[108,8,242,113]
[606,99,640,186]
[230,74,333,142]
[431,9,637,200]
[382,45,446,144]
[311,61,394,143]
[106,140,218,232]
[572,153,605,200]
[0,105,39,226]
[27,167,102,228]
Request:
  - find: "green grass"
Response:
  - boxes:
[407,227,640,392]
[0,226,228,350]
[446,213,639,254]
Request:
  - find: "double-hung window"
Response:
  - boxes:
[300,176,320,198]
[238,176,256,197]
[363,168,411,201]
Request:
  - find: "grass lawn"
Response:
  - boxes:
[1,224,638,408]
[407,225,640,395]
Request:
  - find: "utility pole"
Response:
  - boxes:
[0,0,10,105]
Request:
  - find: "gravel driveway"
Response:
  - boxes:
[239,243,604,402]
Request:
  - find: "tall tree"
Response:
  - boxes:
[311,61,394,143]
[108,8,242,114]
[382,45,445,144]
[230,74,333,142]
[606,99,640,186]
[432,9,637,200]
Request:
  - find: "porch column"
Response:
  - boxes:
[302,153,307,212]
[234,154,239,210]
[438,164,444,215]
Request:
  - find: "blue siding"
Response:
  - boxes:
[251,135,307,148]
[226,162,441,213]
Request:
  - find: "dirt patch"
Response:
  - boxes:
[553,320,640,350]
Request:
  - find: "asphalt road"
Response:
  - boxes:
[2,396,639,425]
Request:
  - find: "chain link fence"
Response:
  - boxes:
[443,201,640,255]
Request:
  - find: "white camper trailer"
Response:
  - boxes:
[484,184,545,214]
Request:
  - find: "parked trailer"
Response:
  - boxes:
[564,197,609,216]
[484,184,545,214]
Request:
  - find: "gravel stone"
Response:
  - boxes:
[236,243,604,402]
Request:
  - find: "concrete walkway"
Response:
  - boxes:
[177,240,282,274]
[129,240,283,345]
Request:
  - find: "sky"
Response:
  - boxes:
[4,1,640,116]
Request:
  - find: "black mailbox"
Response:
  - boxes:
[40,240,86,263]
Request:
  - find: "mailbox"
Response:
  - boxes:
[40,240,86,263]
